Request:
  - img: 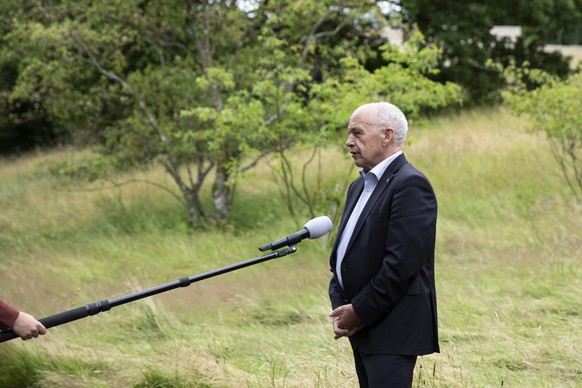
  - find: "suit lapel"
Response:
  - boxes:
[337,177,364,236]
[331,177,364,257]
[345,154,408,255]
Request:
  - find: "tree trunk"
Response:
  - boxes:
[212,163,234,221]
[184,187,207,228]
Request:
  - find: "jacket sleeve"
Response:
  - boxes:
[0,299,20,331]
[351,173,437,327]
[329,274,346,309]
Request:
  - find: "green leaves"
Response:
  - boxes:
[308,37,462,131]
[2,0,464,225]
[499,62,582,200]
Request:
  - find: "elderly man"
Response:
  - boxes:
[329,102,439,387]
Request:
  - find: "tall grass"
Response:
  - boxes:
[0,107,580,387]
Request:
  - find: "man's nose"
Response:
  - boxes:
[346,134,355,147]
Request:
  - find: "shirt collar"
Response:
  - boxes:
[360,151,403,180]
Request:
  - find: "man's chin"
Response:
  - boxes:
[353,159,365,169]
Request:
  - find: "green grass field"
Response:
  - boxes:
[0,107,580,387]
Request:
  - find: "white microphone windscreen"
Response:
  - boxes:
[304,216,333,239]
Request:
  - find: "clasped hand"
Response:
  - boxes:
[329,304,364,339]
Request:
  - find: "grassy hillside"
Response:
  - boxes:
[0,107,580,387]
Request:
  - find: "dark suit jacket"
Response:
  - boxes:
[329,154,439,355]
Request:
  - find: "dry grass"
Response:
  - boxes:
[1,107,581,387]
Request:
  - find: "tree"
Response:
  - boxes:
[2,0,462,227]
[499,62,582,201]
[397,0,577,103]
[4,0,279,226]
[272,28,462,219]
[0,0,65,153]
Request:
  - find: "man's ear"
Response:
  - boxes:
[383,128,395,144]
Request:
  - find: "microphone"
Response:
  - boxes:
[259,216,333,251]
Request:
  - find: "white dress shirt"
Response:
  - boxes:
[335,151,402,288]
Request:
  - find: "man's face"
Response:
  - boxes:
[345,108,387,171]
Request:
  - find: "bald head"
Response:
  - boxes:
[350,102,408,148]
[346,102,408,171]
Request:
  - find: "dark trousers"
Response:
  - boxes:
[352,349,417,388]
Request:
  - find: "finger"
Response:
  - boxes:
[333,329,348,339]
[335,316,352,329]
[345,324,365,337]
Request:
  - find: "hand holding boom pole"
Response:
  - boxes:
[0,246,296,343]
[0,215,332,343]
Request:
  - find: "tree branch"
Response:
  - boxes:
[301,10,345,61]
[62,178,187,208]
[68,31,169,145]
[239,151,270,173]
